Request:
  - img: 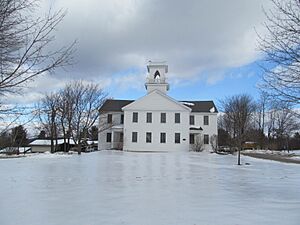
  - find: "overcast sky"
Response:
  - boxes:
[10,0,272,105]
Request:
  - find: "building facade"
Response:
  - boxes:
[98,61,218,152]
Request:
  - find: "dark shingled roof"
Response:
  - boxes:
[99,99,134,112]
[99,99,218,113]
[180,101,218,113]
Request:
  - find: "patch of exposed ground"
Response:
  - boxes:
[242,152,300,164]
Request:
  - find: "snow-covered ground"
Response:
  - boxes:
[0,151,300,225]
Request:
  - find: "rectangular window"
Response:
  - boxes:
[204,115,209,125]
[107,114,112,123]
[146,132,152,143]
[121,114,124,124]
[132,132,137,143]
[204,134,209,144]
[132,112,138,123]
[190,115,195,125]
[175,113,180,123]
[189,134,195,144]
[175,133,180,144]
[160,132,166,143]
[161,113,166,123]
[146,112,152,123]
[106,133,112,142]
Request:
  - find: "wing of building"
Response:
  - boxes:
[98,61,218,152]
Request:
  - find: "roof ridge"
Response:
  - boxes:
[100,97,218,113]
[106,99,134,101]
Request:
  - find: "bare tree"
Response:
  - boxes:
[221,94,256,165]
[37,81,107,153]
[191,135,204,152]
[256,92,269,134]
[210,134,218,152]
[0,0,75,96]
[38,93,60,153]
[89,126,98,141]
[258,0,300,104]
[69,81,107,153]
[57,85,75,152]
[254,91,270,149]
[271,101,299,150]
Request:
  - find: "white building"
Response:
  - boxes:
[98,61,218,152]
[29,139,76,153]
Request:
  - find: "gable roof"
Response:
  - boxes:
[99,99,134,112]
[122,90,191,112]
[99,98,218,113]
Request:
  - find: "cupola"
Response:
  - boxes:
[145,61,169,94]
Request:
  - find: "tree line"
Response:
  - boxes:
[218,93,299,164]
[0,0,299,159]
[217,0,300,164]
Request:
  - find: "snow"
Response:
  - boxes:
[0,151,300,225]
[189,125,203,130]
[0,147,31,153]
[111,125,124,129]
[25,152,74,159]
[209,106,215,112]
[29,139,76,146]
[86,140,97,145]
[181,102,195,106]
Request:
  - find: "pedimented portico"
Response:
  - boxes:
[122,90,191,151]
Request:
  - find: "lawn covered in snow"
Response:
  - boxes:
[0,151,300,225]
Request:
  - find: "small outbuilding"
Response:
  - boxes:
[29,139,76,153]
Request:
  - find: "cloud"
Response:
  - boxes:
[6,0,271,105]
[46,0,270,77]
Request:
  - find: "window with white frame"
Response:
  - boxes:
[175,113,180,123]
[204,134,209,144]
[204,115,209,125]
[160,132,166,143]
[107,114,112,123]
[146,112,152,123]
[132,132,137,143]
[175,133,180,143]
[190,115,195,125]
[146,132,152,143]
[161,113,166,123]
[190,134,195,144]
[106,133,112,142]
[132,112,138,123]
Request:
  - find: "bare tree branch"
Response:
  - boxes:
[0,0,76,96]
[257,0,300,104]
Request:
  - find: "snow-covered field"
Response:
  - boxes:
[0,151,300,225]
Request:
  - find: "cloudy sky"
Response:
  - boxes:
[13,0,272,106]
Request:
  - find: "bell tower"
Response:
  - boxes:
[145,61,169,94]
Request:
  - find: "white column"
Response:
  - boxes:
[111,131,114,149]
